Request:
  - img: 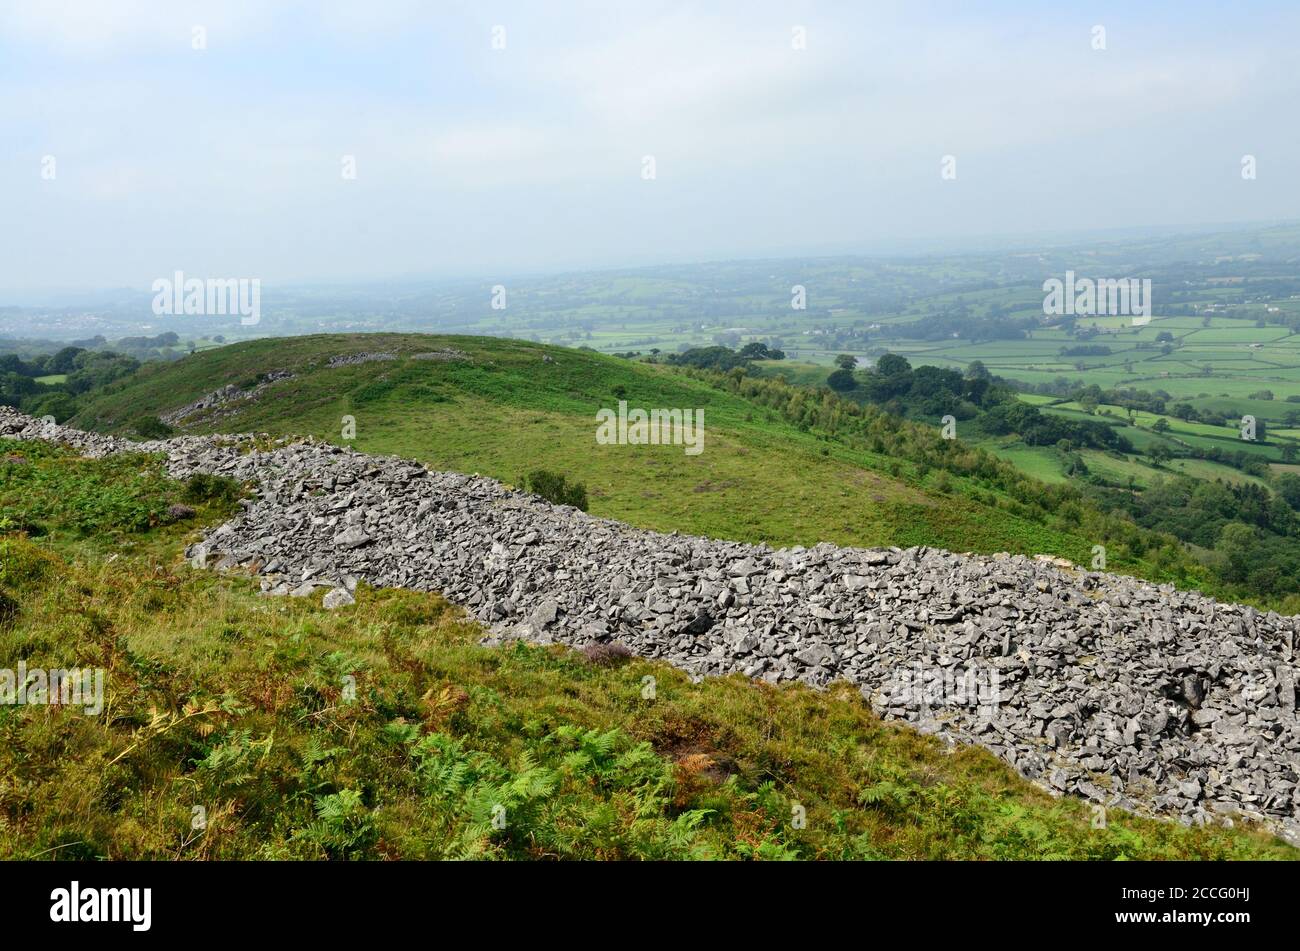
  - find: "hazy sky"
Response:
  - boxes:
[2,0,1298,291]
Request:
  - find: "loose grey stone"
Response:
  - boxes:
[323,587,355,609]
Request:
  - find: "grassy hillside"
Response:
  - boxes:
[1,438,1293,860]
[72,334,1178,577]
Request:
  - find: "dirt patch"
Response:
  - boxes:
[649,714,739,783]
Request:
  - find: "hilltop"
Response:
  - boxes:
[71,333,949,545]
[69,333,1215,593]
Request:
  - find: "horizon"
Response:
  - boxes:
[2,215,1295,304]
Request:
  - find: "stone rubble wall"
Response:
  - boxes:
[160,371,295,426]
[2,405,1297,841]
[325,352,397,368]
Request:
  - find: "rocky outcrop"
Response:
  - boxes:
[410,349,468,362]
[2,405,1298,841]
[326,352,397,368]
[160,371,295,426]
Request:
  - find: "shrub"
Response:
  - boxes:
[22,391,78,422]
[182,472,242,506]
[0,511,44,536]
[827,368,857,392]
[517,469,588,511]
[132,415,174,439]
[0,538,58,587]
[582,641,633,666]
[0,588,17,628]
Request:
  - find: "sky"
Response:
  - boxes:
[2,0,1298,292]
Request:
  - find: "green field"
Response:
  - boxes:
[976,441,1071,485]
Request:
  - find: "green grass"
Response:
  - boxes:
[71,334,1098,560]
[1166,457,1270,487]
[1077,450,1164,489]
[1187,396,1300,424]
[0,439,239,549]
[751,359,835,387]
[976,441,1071,484]
[1,438,1293,860]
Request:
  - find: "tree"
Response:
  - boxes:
[826,368,857,392]
[874,353,911,376]
[23,391,77,421]
[736,341,785,362]
[668,346,747,371]
[64,351,140,395]
[1152,417,1170,433]
[48,346,86,373]
[834,354,857,370]
[1218,522,1259,584]
[1275,473,1300,509]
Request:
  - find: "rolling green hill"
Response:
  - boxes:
[72,333,1106,561]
